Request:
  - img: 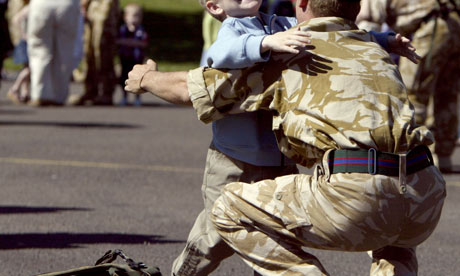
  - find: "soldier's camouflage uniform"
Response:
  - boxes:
[186,17,447,275]
[79,0,119,104]
[358,0,460,167]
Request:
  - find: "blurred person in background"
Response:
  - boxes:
[117,3,148,107]
[6,0,26,45]
[27,0,81,106]
[70,0,119,106]
[357,0,460,173]
[6,0,29,104]
[0,0,13,88]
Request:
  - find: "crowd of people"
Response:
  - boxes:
[0,0,147,107]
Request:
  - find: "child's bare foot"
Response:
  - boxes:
[7,90,26,105]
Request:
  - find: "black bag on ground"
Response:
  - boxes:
[36,249,162,276]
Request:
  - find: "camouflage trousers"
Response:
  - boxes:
[399,12,460,158]
[211,150,446,276]
[81,0,118,100]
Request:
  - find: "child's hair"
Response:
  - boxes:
[124,3,143,14]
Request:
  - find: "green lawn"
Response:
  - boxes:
[120,0,202,14]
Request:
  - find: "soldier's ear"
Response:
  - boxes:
[298,0,308,9]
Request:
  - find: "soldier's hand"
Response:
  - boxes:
[261,27,311,54]
[388,33,421,64]
[125,59,158,94]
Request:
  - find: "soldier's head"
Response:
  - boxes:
[199,0,264,22]
[295,0,361,23]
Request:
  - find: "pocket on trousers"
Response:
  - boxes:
[272,177,312,231]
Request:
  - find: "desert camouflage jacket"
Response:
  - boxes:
[358,0,443,35]
[187,17,434,167]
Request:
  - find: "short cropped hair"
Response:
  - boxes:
[309,0,361,21]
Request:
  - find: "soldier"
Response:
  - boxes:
[357,0,460,173]
[125,0,446,275]
[70,0,119,106]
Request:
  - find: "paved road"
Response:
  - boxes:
[0,78,459,276]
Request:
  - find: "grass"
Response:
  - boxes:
[120,0,202,14]
[4,0,204,72]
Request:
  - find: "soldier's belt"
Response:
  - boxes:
[328,145,433,176]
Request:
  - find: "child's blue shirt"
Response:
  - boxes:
[205,13,297,68]
[206,13,297,166]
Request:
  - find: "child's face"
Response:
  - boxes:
[124,7,143,27]
[217,0,262,18]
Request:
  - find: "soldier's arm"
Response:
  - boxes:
[126,60,275,123]
[125,60,191,106]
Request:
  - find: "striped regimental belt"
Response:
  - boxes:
[328,145,434,176]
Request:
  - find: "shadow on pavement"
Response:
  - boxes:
[0,121,141,129]
[0,233,185,250]
[0,205,92,215]
[0,109,36,115]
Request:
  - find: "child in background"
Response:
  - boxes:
[117,3,148,106]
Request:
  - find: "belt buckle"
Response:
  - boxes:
[368,148,377,175]
[399,153,407,194]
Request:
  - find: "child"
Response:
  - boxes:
[117,3,148,106]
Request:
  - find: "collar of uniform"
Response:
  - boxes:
[299,16,359,32]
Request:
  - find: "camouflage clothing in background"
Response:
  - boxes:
[79,0,119,104]
[187,17,446,275]
[358,0,460,162]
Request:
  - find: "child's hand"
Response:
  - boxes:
[261,27,311,54]
[388,33,421,64]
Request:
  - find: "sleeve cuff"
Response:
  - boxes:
[187,67,224,124]
[246,35,270,63]
[369,30,396,52]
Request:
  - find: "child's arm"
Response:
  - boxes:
[205,25,266,68]
[117,38,148,48]
[370,31,420,64]
[205,23,310,69]
[261,27,311,54]
[12,4,29,39]
[387,33,421,64]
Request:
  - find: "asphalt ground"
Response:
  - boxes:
[1,75,459,276]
